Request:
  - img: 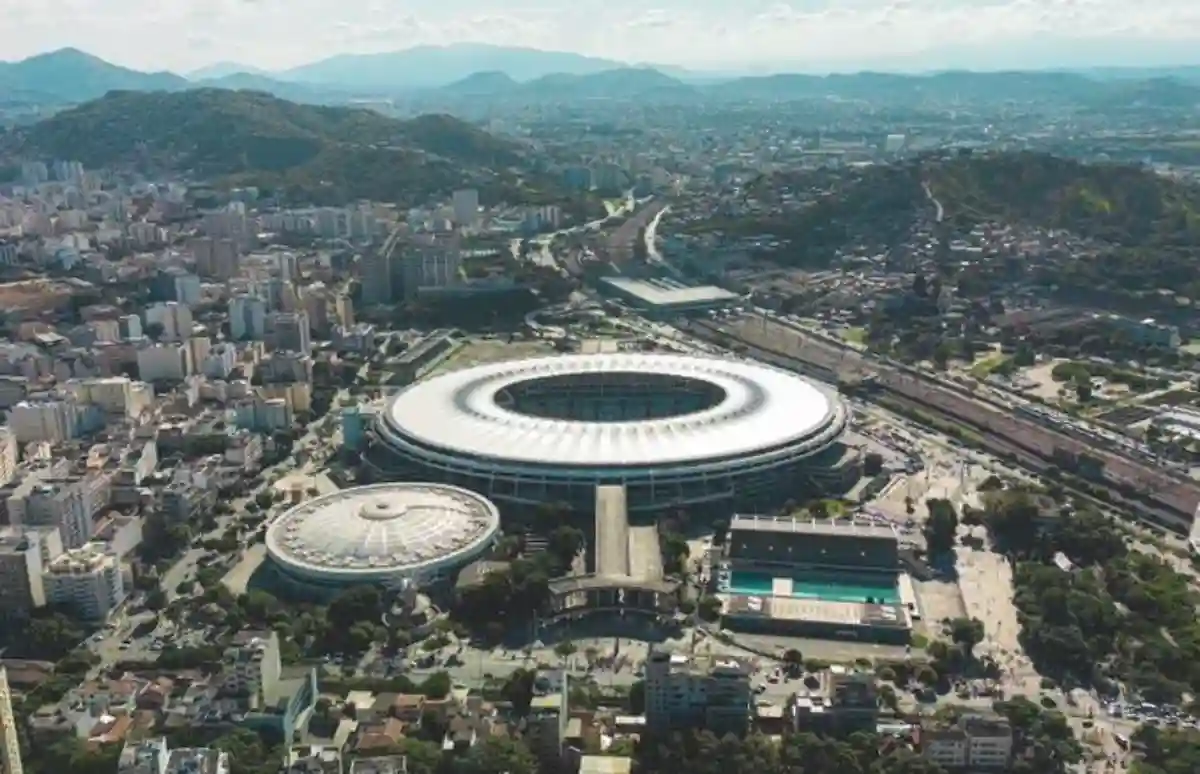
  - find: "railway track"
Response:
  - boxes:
[687,321,1198,534]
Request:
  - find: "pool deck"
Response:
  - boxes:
[722,592,911,631]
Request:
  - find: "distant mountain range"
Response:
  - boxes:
[274,43,631,89]
[2,45,1200,109]
[6,89,535,206]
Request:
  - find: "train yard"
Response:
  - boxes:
[686,318,1200,534]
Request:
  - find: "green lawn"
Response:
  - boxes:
[840,327,867,345]
[969,353,1008,380]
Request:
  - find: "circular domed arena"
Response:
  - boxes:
[264,483,501,592]
[364,353,854,514]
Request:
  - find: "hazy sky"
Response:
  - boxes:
[3,0,1200,72]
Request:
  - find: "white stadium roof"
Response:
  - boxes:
[265,483,501,581]
[383,353,838,467]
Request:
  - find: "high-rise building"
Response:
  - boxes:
[361,248,398,306]
[334,294,355,328]
[267,312,311,353]
[275,252,298,282]
[172,272,203,306]
[302,285,331,335]
[229,295,268,341]
[137,343,190,383]
[0,666,23,774]
[42,543,125,621]
[0,528,58,620]
[144,302,193,342]
[0,429,15,489]
[190,237,240,280]
[7,399,84,443]
[452,189,480,228]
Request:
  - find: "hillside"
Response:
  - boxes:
[0,48,186,104]
[11,89,531,206]
[927,152,1200,303]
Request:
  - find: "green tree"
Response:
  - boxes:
[460,736,536,774]
[923,498,959,556]
[501,668,536,715]
[697,595,723,622]
[949,617,986,658]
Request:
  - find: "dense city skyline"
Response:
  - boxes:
[2,0,1200,74]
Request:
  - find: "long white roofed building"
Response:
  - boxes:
[365,353,856,513]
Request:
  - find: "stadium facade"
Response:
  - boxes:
[363,353,857,514]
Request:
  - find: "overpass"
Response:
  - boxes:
[546,485,679,618]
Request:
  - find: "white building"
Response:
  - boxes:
[42,543,126,621]
[144,302,193,342]
[7,399,83,443]
[229,294,267,341]
[0,428,16,488]
[884,134,907,153]
[0,666,23,774]
[137,343,190,383]
[923,717,1014,770]
[66,377,153,419]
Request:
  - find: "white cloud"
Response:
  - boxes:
[1,0,1199,72]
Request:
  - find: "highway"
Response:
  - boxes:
[605,200,667,262]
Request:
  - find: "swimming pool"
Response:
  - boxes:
[726,569,898,604]
[792,570,898,604]
[727,571,774,594]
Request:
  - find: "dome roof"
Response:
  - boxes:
[265,483,501,580]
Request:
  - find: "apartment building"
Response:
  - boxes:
[119,738,230,774]
[0,429,16,488]
[267,312,311,354]
[42,543,126,621]
[0,528,61,619]
[220,630,282,703]
[66,377,153,419]
[137,343,190,383]
[922,716,1014,770]
[192,233,243,278]
[8,476,108,549]
[144,302,193,342]
[644,649,751,733]
[7,399,90,443]
[230,294,268,341]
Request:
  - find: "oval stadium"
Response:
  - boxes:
[364,353,856,514]
[264,483,501,591]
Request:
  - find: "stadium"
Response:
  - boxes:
[264,483,501,593]
[364,352,856,514]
